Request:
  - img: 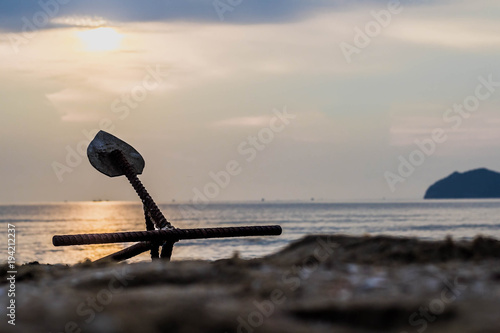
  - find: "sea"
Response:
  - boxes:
[2,200,500,265]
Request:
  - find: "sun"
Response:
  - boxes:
[77,27,123,52]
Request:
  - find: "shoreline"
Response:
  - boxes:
[1,234,500,332]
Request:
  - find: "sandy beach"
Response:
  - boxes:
[2,234,500,333]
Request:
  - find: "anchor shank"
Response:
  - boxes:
[110,149,172,230]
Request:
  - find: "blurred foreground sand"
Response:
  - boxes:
[1,235,500,333]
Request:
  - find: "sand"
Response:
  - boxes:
[1,234,500,333]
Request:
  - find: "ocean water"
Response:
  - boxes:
[2,200,500,265]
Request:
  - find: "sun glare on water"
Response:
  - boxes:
[77,27,123,52]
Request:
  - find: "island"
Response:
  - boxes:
[424,168,500,199]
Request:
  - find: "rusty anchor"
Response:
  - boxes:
[53,131,282,262]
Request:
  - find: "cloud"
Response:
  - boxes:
[388,18,500,49]
[210,116,272,128]
[0,0,432,31]
[51,15,108,28]
[1,0,499,202]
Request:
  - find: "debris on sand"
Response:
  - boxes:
[1,234,500,333]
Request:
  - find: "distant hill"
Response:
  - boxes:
[424,168,500,199]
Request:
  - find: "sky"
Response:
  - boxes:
[0,0,499,203]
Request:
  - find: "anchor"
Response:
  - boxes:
[52,131,282,262]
